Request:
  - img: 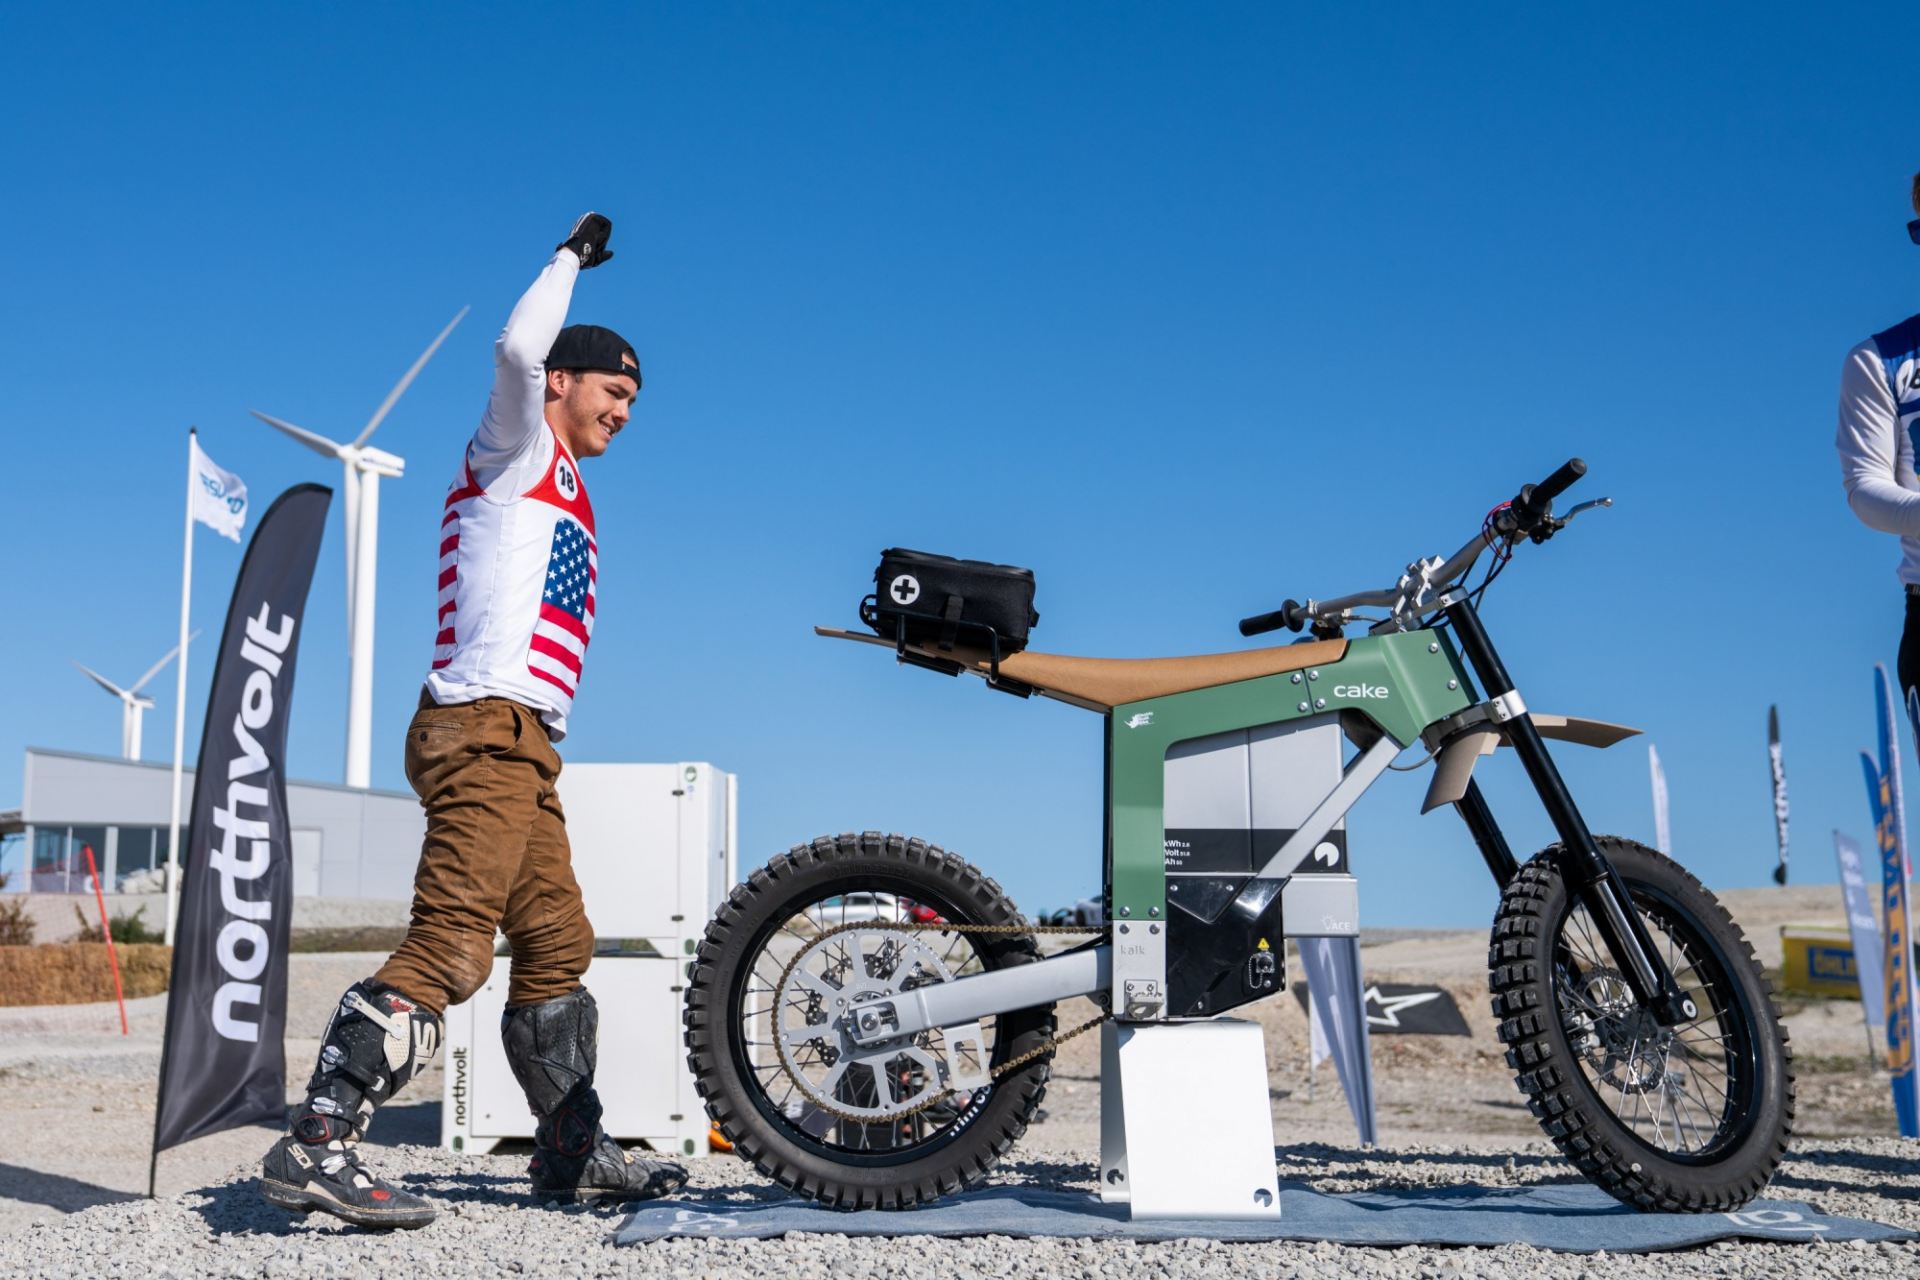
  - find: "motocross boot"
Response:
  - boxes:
[261,980,441,1229]
[501,987,688,1204]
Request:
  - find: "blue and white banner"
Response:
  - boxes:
[1832,831,1886,1048]
[1297,935,1376,1145]
[1863,664,1919,1137]
[1768,706,1789,885]
[1648,744,1671,856]
[189,435,249,543]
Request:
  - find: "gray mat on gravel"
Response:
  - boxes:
[615,1183,1917,1251]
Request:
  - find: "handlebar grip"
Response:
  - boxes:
[1239,600,1305,637]
[1511,457,1586,530]
[1532,457,1587,505]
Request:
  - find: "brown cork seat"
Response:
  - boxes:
[815,627,1348,712]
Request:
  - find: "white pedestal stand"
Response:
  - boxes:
[1097,1018,1281,1221]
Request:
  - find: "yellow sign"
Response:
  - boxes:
[1780,925,1863,1000]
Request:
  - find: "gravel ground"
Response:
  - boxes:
[5,888,1919,1277]
[7,1138,1916,1279]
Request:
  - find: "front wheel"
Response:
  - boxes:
[1489,837,1794,1212]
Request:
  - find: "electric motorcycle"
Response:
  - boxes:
[684,459,1794,1212]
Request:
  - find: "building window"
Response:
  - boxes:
[69,827,107,881]
[32,827,73,893]
[28,826,109,893]
[0,832,23,890]
[112,827,175,891]
[118,827,154,875]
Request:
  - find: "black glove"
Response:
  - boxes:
[557,212,614,269]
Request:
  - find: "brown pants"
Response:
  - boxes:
[373,693,593,1017]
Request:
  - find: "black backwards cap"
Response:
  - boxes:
[547,324,641,388]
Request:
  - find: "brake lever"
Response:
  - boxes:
[1527,496,1612,545]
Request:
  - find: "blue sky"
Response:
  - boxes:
[3,3,1918,926]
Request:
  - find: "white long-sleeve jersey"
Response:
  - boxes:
[424,251,598,739]
[1837,313,1920,586]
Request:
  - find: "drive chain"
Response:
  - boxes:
[770,919,1110,1128]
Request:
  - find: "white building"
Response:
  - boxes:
[1,747,424,898]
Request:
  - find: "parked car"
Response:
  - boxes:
[802,892,903,927]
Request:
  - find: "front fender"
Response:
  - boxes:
[1421,714,1640,813]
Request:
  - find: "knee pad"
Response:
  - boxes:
[500,987,598,1119]
[295,980,441,1143]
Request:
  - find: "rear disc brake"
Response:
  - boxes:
[772,925,985,1123]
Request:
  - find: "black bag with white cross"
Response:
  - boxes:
[864,548,1040,654]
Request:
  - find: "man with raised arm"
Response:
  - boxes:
[260,213,685,1228]
[1838,174,1920,698]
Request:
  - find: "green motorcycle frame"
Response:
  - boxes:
[687,459,1795,1214]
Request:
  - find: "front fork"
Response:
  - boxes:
[1443,600,1695,1028]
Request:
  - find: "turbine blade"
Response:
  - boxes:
[128,628,203,693]
[73,661,129,698]
[252,410,347,459]
[352,305,469,448]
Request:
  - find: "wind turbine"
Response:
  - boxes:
[74,631,199,760]
[252,306,469,789]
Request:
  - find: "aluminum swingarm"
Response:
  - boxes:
[832,928,1112,1046]
[770,919,1112,1126]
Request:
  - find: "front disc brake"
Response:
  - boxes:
[1560,962,1673,1094]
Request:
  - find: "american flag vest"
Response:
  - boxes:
[425,423,597,739]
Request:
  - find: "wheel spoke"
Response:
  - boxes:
[1628,1032,1665,1147]
[938,931,969,969]
[1664,1076,1692,1151]
[1674,1084,1703,1149]
[1676,1078,1726,1144]
[1569,910,1607,969]
[1674,1027,1732,1051]
[813,1058,849,1097]
[788,966,840,1001]
[1677,1063,1731,1106]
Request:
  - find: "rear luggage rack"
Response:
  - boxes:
[859,594,1034,698]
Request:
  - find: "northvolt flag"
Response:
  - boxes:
[152,484,329,1158]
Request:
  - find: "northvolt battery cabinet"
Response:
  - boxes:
[441,762,738,1160]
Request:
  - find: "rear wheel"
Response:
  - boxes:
[683,832,1055,1209]
[1489,837,1794,1212]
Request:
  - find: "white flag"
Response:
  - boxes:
[1649,744,1671,856]
[190,437,248,542]
[1308,993,1332,1068]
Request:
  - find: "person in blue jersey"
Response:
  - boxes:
[1838,173,1920,696]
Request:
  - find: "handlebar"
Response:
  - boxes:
[1241,457,1590,638]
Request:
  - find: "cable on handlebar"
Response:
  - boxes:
[1481,502,1516,562]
